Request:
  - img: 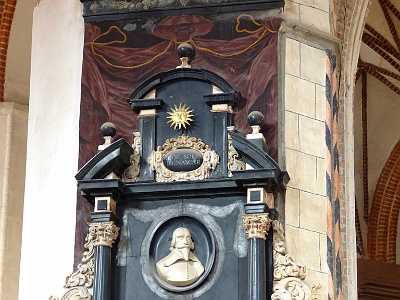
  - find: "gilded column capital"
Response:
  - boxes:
[89,221,120,248]
[242,213,272,240]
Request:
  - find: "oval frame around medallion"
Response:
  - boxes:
[148,215,216,292]
[163,148,203,172]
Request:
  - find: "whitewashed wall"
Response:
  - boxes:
[19,1,84,299]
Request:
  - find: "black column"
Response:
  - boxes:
[265,225,274,297]
[249,238,267,299]
[93,246,112,300]
[91,210,119,300]
[244,203,271,300]
[266,208,278,297]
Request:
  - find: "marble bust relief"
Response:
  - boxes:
[156,227,205,287]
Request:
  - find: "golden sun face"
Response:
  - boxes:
[167,103,194,130]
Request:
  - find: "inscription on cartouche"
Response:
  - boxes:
[163,149,203,172]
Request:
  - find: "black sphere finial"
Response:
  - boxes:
[247,111,265,127]
[100,122,116,137]
[177,43,194,59]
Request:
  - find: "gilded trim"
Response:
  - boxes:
[90,221,120,248]
[123,132,140,182]
[228,133,245,176]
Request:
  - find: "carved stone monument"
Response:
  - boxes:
[56,31,291,299]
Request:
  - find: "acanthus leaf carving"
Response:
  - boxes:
[271,220,321,300]
[64,226,95,289]
[271,278,320,300]
[49,286,92,300]
[272,220,306,281]
[50,221,119,300]
[242,213,272,240]
[49,229,95,300]
[90,221,120,248]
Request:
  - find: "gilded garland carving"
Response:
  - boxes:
[271,221,321,300]
[228,134,245,176]
[123,133,140,182]
[148,135,219,182]
[242,213,272,240]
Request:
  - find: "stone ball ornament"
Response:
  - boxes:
[177,43,194,59]
[100,122,117,138]
[247,111,265,127]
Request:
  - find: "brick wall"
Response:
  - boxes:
[368,142,400,262]
[0,0,18,102]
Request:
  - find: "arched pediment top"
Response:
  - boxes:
[229,131,289,192]
[75,138,133,181]
[229,131,279,170]
[128,68,236,100]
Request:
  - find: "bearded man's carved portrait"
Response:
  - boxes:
[156,227,205,286]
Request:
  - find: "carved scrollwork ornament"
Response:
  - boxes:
[49,222,119,299]
[49,225,96,300]
[123,132,140,182]
[227,134,245,176]
[90,221,120,248]
[148,135,219,182]
[272,220,306,280]
[242,213,272,240]
[271,220,321,300]
[271,278,321,300]
[49,286,92,300]
[63,236,95,289]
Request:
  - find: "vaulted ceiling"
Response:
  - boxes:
[354,0,400,262]
[357,0,400,94]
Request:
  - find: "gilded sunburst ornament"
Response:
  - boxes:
[167,103,194,130]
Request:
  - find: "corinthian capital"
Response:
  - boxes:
[242,213,272,240]
[89,221,119,248]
